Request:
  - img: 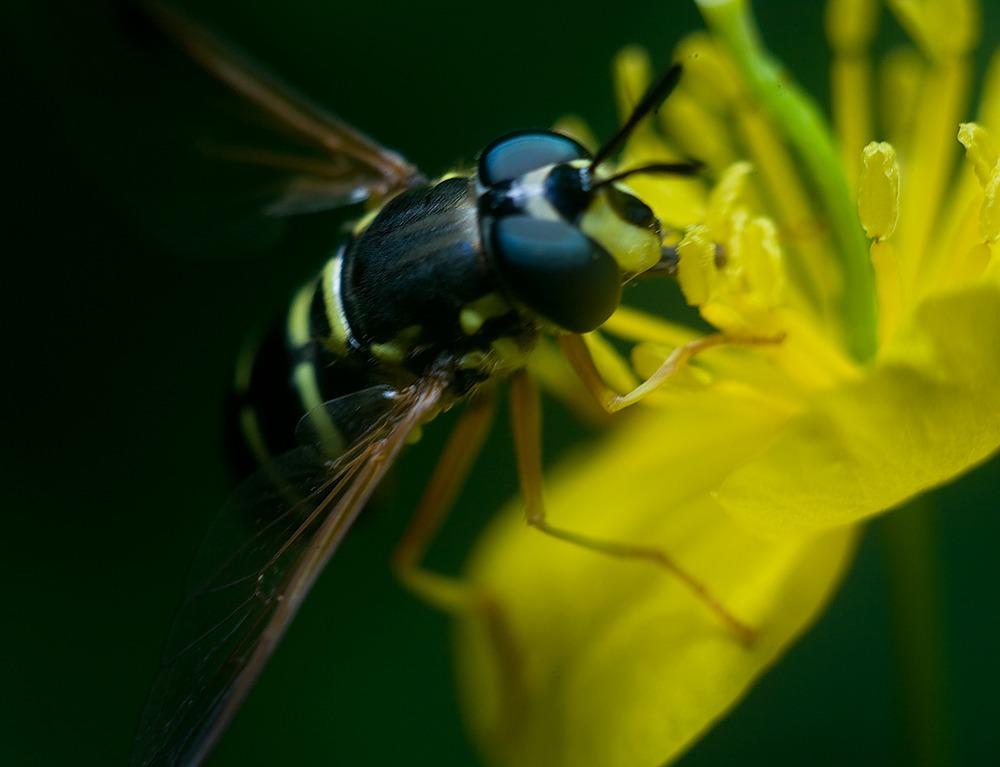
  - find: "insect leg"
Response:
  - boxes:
[558,331,783,413]
[392,392,496,609]
[508,369,756,644]
[391,392,526,718]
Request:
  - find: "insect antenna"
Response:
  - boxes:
[590,159,703,189]
[589,63,683,169]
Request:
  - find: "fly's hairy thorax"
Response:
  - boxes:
[306,176,539,393]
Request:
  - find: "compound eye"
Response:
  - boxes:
[490,215,621,333]
[479,131,589,187]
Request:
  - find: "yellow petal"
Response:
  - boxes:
[455,397,857,767]
[716,281,1000,536]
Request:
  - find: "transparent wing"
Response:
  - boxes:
[131,379,445,767]
[140,0,424,216]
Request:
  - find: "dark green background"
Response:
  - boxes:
[3,1,999,765]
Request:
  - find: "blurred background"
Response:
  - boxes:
[2,0,998,765]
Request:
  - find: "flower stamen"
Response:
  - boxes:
[826,0,879,187]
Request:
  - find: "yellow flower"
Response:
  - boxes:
[455,0,1000,765]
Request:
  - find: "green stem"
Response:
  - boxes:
[879,498,956,767]
[694,0,878,362]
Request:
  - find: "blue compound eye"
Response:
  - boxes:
[489,215,621,333]
[478,131,589,187]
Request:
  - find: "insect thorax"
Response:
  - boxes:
[317,176,538,387]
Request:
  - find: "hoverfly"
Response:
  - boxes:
[131,3,752,765]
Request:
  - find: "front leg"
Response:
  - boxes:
[558,331,783,412]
